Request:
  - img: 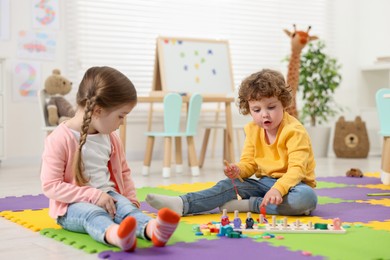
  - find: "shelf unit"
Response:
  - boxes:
[0,58,4,161]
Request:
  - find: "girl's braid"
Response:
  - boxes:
[74,96,96,186]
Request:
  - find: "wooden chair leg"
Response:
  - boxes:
[162,137,172,178]
[199,128,211,168]
[142,136,155,176]
[175,136,183,173]
[187,136,200,176]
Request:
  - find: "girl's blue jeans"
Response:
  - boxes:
[180,177,317,216]
[57,191,152,244]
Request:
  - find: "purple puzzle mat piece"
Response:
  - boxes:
[317,176,382,185]
[0,194,48,211]
[313,202,390,222]
[98,237,325,260]
[139,202,158,213]
[315,186,387,201]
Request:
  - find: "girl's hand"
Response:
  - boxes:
[224,162,240,179]
[260,188,283,208]
[96,192,117,219]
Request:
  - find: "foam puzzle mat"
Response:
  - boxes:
[1,173,390,259]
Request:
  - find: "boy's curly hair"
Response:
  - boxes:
[237,69,292,115]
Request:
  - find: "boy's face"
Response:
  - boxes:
[248,96,284,134]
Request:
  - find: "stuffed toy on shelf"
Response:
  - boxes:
[44,69,75,126]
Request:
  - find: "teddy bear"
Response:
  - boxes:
[333,116,370,158]
[44,69,75,126]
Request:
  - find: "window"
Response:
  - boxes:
[65,0,332,96]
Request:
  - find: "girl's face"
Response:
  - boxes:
[90,102,136,134]
[248,96,284,134]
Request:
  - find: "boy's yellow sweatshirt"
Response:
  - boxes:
[237,112,316,196]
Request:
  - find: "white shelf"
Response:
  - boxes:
[361,63,390,71]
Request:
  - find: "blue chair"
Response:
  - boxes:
[142,93,203,178]
[376,88,390,185]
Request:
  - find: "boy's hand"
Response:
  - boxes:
[260,188,283,208]
[96,192,117,218]
[224,162,240,179]
[224,160,244,182]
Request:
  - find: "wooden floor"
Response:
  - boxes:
[0,156,382,259]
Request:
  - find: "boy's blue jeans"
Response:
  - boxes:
[57,191,152,244]
[180,177,317,216]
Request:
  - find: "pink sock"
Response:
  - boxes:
[106,216,137,252]
[151,208,180,247]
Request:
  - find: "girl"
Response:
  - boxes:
[146,69,317,216]
[41,66,180,252]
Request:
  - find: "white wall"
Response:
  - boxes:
[0,0,389,164]
[0,0,67,164]
[330,0,390,156]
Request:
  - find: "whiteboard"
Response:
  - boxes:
[155,37,234,95]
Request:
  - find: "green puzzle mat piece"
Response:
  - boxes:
[40,228,119,254]
[256,225,390,259]
[317,196,351,205]
[40,221,213,254]
[316,181,350,189]
[136,187,184,202]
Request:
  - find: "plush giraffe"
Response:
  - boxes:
[284,24,318,118]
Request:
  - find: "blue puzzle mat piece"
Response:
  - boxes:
[0,194,48,211]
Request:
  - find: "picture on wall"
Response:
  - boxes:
[17,30,56,60]
[12,60,41,102]
[32,0,59,29]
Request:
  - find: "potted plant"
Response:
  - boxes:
[299,40,343,127]
[298,40,343,157]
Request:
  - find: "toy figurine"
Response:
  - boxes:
[245,212,254,229]
[233,210,242,229]
[221,209,230,226]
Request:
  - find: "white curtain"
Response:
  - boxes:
[65,0,332,96]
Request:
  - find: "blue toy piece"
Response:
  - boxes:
[218,225,233,236]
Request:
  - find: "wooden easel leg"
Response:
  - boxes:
[235,127,244,161]
[211,103,222,158]
[223,129,227,164]
[224,102,235,162]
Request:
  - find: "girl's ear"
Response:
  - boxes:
[93,106,103,116]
